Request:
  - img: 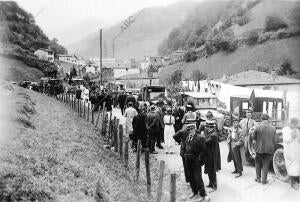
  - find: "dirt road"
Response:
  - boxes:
[112,107,300,202]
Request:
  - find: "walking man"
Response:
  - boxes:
[173,102,184,132]
[118,90,127,115]
[252,114,276,184]
[132,104,148,151]
[184,124,208,201]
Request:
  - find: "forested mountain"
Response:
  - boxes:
[0,1,67,56]
[0,1,68,81]
[67,1,199,59]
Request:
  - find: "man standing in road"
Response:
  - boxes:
[132,103,148,152]
[252,114,276,184]
[125,91,136,108]
[183,124,208,201]
[239,110,256,159]
[173,102,184,132]
[145,105,159,154]
[118,90,127,115]
[124,102,138,142]
[199,111,221,190]
[227,117,244,177]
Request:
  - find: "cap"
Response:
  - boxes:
[150,105,156,111]
[186,124,196,130]
[233,117,239,122]
[261,113,269,120]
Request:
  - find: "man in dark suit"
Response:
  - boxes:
[125,92,136,108]
[252,114,276,184]
[118,90,127,115]
[183,124,208,201]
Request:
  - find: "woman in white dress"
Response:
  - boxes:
[164,108,176,154]
[282,118,300,190]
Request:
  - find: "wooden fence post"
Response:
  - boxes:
[135,140,141,181]
[87,102,90,121]
[79,99,82,117]
[170,173,176,202]
[83,100,86,119]
[119,125,123,162]
[145,149,151,198]
[95,106,101,128]
[156,161,165,202]
[91,104,94,124]
[124,141,129,169]
[77,99,79,114]
[114,119,120,152]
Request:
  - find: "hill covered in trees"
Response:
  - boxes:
[0,1,67,81]
[158,0,300,80]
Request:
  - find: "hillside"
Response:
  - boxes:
[67,1,199,60]
[158,0,300,81]
[0,1,67,82]
[159,35,300,80]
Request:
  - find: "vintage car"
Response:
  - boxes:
[139,85,166,104]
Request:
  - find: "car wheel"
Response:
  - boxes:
[244,138,255,165]
[273,148,290,182]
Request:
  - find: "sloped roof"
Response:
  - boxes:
[218,70,300,86]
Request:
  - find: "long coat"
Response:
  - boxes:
[132,112,147,147]
[199,121,221,174]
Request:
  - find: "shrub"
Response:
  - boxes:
[184,49,198,62]
[265,15,288,32]
[235,14,250,26]
[246,31,259,45]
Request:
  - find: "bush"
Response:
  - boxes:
[265,15,288,32]
[235,14,250,26]
[246,31,259,45]
[184,49,198,62]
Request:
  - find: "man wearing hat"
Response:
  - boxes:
[239,110,256,160]
[118,90,127,115]
[252,114,276,184]
[199,111,221,190]
[132,103,148,151]
[145,105,160,154]
[227,117,244,178]
[176,123,208,201]
[125,91,136,109]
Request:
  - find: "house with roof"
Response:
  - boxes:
[218,70,300,121]
[34,48,54,62]
[170,50,185,64]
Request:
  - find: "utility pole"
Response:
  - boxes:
[100,29,103,86]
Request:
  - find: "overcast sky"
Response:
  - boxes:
[15,0,203,44]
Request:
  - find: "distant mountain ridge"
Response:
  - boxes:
[67,1,200,60]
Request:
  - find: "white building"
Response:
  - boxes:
[57,54,86,66]
[34,48,54,62]
[219,70,300,121]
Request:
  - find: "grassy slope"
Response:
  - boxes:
[0,85,161,201]
[0,55,44,82]
[159,35,300,80]
[233,0,299,36]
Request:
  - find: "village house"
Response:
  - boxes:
[140,55,163,70]
[170,50,185,64]
[34,48,54,62]
[57,54,86,66]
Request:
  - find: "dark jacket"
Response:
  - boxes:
[173,129,189,157]
[104,94,112,111]
[125,95,136,106]
[146,111,160,134]
[118,94,127,107]
[199,121,221,173]
[184,133,207,165]
[252,121,276,154]
[132,112,147,140]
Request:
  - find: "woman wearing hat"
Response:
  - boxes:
[164,108,176,154]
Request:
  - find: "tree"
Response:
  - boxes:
[70,67,77,78]
[166,69,183,97]
[191,70,207,91]
[275,59,296,76]
[265,15,288,32]
[246,30,259,45]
